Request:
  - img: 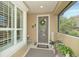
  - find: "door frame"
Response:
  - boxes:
[36,14,50,46]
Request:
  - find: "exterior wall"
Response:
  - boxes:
[27,14,36,42]
[27,13,57,42]
[50,13,57,32]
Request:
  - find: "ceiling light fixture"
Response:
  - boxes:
[40,5,43,8]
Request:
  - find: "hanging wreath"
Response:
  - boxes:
[39,18,46,26]
[39,18,47,32]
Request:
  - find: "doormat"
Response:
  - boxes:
[25,48,55,57]
[37,44,49,48]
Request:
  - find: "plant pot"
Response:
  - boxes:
[65,54,70,57]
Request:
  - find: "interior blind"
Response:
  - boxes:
[0,2,13,48]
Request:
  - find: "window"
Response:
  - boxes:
[17,30,23,42]
[17,8,23,28]
[59,1,79,37]
[0,2,14,28]
[0,31,14,51]
[0,1,23,52]
[17,8,23,42]
[0,1,14,51]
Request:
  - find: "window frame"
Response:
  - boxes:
[16,8,23,42]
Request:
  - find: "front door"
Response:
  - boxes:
[37,15,49,45]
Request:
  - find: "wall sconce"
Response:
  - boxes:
[32,24,36,28]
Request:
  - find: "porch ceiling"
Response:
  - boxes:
[24,1,58,14]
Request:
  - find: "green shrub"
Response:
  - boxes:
[56,43,74,56]
[68,30,79,37]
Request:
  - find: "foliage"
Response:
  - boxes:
[56,43,73,56]
[68,30,79,37]
[59,16,79,37]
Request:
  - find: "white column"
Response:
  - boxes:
[23,11,27,45]
[14,6,17,45]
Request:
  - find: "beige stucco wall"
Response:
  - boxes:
[27,14,36,42]
[27,13,57,42]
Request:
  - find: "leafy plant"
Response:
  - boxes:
[56,43,73,56]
